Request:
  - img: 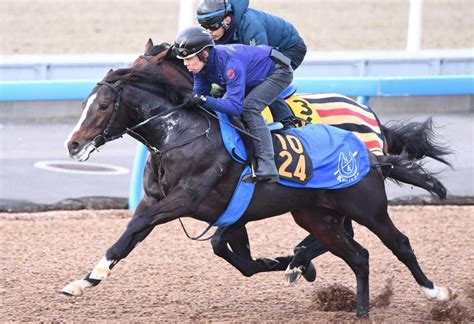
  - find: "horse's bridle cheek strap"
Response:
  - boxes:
[95,82,127,144]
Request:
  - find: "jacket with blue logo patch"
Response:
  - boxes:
[193,44,274,116]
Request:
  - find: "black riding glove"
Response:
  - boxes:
[183,92,207,107]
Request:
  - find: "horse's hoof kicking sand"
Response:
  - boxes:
[421,285,457,301]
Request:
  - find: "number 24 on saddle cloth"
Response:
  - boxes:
[273,124,371,189]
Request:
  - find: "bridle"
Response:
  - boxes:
[94,81,211,157]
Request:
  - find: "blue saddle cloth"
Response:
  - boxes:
[217,112,370,188]
[216,112,247,163]
[278,124,371,189]
[213,112,370,227]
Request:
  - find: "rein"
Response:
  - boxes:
[95,80,254,242]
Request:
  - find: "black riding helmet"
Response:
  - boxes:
[196,0,233,30]
[174,26,215,59]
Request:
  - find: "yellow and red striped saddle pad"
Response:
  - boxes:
[262,93,385,156]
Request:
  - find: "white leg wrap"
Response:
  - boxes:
[421,284,457,301]
[61,279,92,296]
[89,256,113,281]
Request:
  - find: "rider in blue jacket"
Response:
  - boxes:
[174,26,294,183]
[196,0,307,126]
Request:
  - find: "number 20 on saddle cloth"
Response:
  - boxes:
[262,92,385,156]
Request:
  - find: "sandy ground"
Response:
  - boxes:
[1,206,473,322]
[1,0,473,55]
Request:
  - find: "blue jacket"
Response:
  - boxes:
[193,44,275,116]
[229,0,301,51]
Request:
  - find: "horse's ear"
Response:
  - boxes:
[165,45,176,58]
[105,68,133,83]
[144,39,154,54]
[101,69,115,80]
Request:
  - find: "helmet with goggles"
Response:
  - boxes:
[174,26,215,59]
[196,0,232,31]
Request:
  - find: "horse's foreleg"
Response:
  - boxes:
[211,225,289,277]
[292,208,370,318]
[61,192,192,297]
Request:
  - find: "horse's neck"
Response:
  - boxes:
[141,108,214,152]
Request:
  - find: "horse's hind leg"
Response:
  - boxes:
[358,207,457,302]
[332,170,456,303]
[211,225,293,277]
[225,226,318,282]
[292,208,370,318]
[286,218,354,284]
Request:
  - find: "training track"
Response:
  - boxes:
[1,206,472,321]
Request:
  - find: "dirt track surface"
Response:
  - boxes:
[1,206,473,322]
[1,0,473,54]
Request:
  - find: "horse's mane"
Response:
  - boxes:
[103,42,193,105]
[144,42,193,84]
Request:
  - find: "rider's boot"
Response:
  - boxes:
[269,97,293,123]
[255,156,279,183]
[246,125,279,183]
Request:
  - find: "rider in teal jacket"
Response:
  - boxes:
[235,1,302,56]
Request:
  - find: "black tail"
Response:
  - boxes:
[376,154,447,199]
[382,117,453,167]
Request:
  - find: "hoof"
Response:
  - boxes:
[61,281,85,296]
[302,261,317,282]
[284,265,302,286]
[439,287,458,301]
[421,285,458,302]
[356,311,369,319]
[89,267,111,281]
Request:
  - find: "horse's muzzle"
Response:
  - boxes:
[68,140,97,162]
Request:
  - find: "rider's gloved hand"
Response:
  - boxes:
[183,92,207,106]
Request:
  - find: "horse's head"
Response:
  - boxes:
[66,47,191,162]
[65,69,136,161]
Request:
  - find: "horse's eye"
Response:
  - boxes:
[98,103,109,111]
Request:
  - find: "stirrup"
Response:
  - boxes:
[280,117,297,129]
[242,171,279,183]
[242,164,257,183]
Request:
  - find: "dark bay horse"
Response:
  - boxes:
[62,49,455,318]
[127,41,453,283]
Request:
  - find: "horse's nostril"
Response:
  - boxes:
[69,141,80,152]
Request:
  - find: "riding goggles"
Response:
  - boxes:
[199,21,222,31]
[174,47,194,59]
